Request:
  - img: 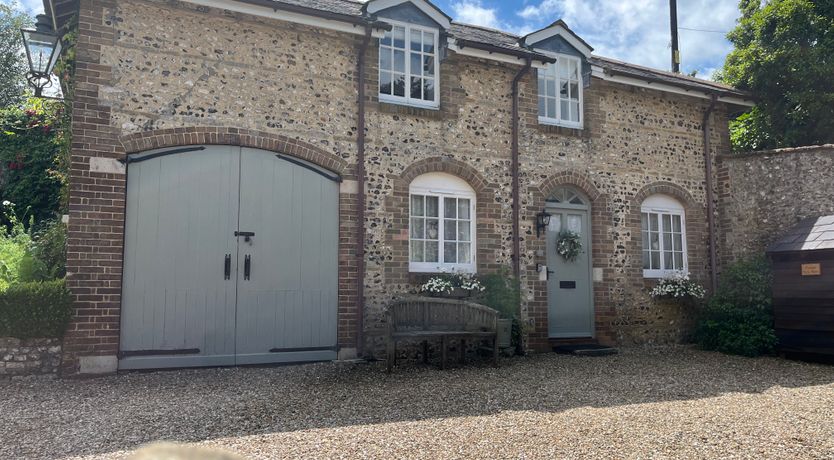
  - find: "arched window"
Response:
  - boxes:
[409,172,476,273]
[641,194,687,278]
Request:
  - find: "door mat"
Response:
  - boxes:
[552,344,618,356]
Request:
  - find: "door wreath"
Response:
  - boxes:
[556,230,582,262]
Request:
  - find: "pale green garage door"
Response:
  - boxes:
[119,146,339,370]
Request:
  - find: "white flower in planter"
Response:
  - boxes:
[650,271,706,300]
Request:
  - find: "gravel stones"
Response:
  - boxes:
[1,346,832,459]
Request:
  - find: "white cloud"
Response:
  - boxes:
[451,1,503,29]
[514,0,738,78]
[19,0,45,15]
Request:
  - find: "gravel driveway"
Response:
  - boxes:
[2,346,832,459]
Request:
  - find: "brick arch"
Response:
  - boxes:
[537,170,604,203]
[632,181,699,211]
[119,127,348,175]
[399,156,493,198]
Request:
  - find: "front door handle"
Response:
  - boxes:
[224,254,231,280]
[244,255,251,280]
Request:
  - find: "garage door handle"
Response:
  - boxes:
[224,254,231,280]
[244,255,251,280]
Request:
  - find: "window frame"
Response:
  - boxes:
[641,199,688,278]
[537,54,584,129]
[408,184,476,273]
[378,20,440,110]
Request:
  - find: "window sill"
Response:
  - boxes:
[643,269,685,279]
[377,100,446,119]
[536,119,587,138]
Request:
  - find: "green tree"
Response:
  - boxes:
[0,2,32,107]
[719,0,834,151]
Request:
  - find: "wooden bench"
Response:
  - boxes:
[385,297,499,372]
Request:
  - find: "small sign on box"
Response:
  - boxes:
[801,263,821,276]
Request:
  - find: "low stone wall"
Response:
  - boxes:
[0,338,62,379]
[718,145,834,262]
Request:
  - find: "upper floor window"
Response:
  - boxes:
[641,194,687,278]
[379,22,439,109]
[409,173,475,273]
[538,55,582,128]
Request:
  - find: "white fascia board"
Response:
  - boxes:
[592,67,754,107]
[181,0,387,38]
[365,0,451,29]
[448,41,549,68]
[523,26,592,58]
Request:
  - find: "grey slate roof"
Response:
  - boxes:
[267,0,749,99]
[767,215,834,252]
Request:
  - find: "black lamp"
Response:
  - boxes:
[21,14,62,98]
[535,210,551,237]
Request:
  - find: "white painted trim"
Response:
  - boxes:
[448,42,549,68]
[641,199,688,278]
[409,176,477,273]
[180,0,387,38]
[378,20,441,109]
[365,0,451,29]
[523,24,593,58]
[591,66,755,107]
[536,54,584,129]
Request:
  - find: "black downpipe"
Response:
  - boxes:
[356,27,372,357]
[511,58,532,279]
[703,94,718,292]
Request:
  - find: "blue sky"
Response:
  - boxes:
[8,0,741,78]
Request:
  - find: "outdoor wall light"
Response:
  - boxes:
[535,210,552,238]
[21,14,62,98]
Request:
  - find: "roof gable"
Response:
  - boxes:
[364,0,451,29]
[521,20,593,58]
[374,2,442,29]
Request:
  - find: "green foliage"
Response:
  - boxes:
[476,270,521,319]
[0,204,31,291]
[476,270,525,354]
[720,0,834,151]
[23,219,66,281]
[0,279,72,338]
[0,203,66,290]
[695,304,778,357]
[0,2,32,107]
[0,98,68,226]
[710,255,772,310]
[695,256,777,357]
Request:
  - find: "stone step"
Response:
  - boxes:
[552,344,619,356]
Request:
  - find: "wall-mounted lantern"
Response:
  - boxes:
[20,14,62,98]
[535,210,552,238]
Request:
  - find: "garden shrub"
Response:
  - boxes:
[695,256,777,357]
[19,219,67,281]
[0,279,73,338]
[695,303,777,357]
[0,204,32,291]
[476,270,525,354]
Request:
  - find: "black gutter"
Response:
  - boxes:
[355,27,372,358]
[604,67,749,100]
[511,57,532,279]
[702,94,718,292]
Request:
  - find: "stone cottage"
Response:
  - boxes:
[43,0,753,374]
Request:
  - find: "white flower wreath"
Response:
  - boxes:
[556,230,582,262]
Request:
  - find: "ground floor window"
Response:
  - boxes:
[641,194,687,278]
[409,173,475,273]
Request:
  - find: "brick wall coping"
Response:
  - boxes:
[718,144,834,160]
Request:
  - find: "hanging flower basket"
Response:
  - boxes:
[555,230,582,262]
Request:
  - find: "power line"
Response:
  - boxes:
[679,27,729,34]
